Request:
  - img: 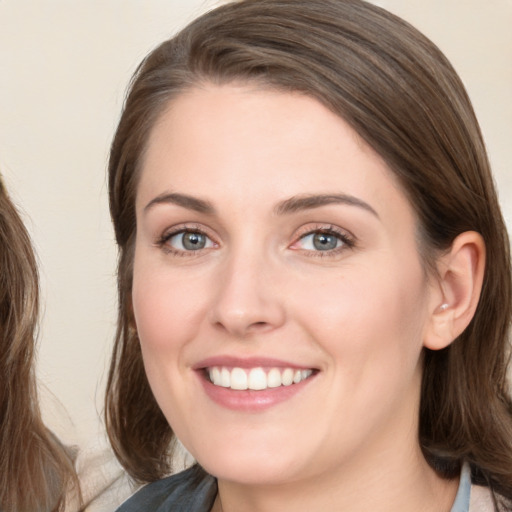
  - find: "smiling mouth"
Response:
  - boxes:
[206,366,315,391]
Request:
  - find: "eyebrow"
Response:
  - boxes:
[275,193,379,218]
[144,191,378,218]
[144,192,215,214]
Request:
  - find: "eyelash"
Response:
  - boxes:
[155,224,355,257]
[291,224,355,258]
[156,224,217,256]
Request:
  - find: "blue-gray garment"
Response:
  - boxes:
[115,465,216,512]
[115,462,472,512]
[451,462,471,512]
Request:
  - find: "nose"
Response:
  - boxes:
[209,250,286,338]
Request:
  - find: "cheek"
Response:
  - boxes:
[290,258,428,364]
[130,258,212,423]
[295,260,428,432]
[131,258,209,356]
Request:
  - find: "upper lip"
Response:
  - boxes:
[193,355,317,371]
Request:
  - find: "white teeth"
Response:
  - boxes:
[301,369,312,380]
[248,367,267,390]
[220,368,230,387]
[207,366,314,390]
[281,368,294,386]
[211,367,221,385]
[230,367,248,390]
[267,368,282,388]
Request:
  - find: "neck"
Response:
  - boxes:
[212,437,459,512]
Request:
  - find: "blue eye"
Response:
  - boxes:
[297,231,347,252]
[167,231,214,251]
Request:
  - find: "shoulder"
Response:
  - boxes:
[470,484,512,512]
[470,484,494,512]
[64,437,136,512]
[115,465,217,512]
[453,463,511,512]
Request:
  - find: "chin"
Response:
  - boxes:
[191,442,306,485]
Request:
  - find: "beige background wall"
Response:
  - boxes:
[0,1,510,447]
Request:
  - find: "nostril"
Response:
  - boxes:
[248,321,271,331]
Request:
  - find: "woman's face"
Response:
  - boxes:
[132,85,437,485]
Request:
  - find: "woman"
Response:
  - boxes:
[0,176,79,511]
[106,0,512,510]
[0,175,135,511]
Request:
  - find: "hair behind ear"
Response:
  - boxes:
[105,240,175,482]
[420,226,512,498]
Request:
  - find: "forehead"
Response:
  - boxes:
[138,84,413,226]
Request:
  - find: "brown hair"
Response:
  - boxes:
[0,177,79,511]
[106,0,512,504]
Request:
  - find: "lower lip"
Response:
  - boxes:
[198,372,316,412]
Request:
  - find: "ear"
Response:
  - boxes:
[423,231,485,351]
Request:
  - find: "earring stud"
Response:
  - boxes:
[439,303,449,311]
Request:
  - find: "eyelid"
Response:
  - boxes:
[290,224,356,254]
[155,223,219,254]
[154,222,355,257]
